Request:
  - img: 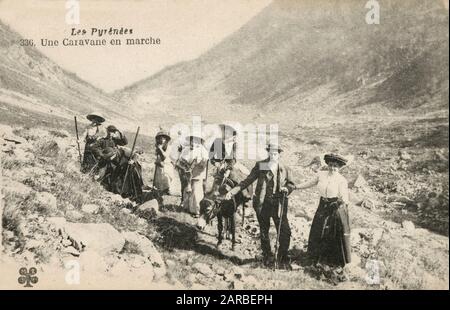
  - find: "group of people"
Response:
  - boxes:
[78,112,144,202]
[77,112,352,283]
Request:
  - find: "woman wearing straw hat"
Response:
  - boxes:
[80,112,107,173]
[177,135,209,217]
[296,153,351,283]
[153,130,175,196]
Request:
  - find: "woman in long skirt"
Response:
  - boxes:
[296,153,352,282]
[153,130,175,196]
[80,112,106,173]
[177,135,209,217]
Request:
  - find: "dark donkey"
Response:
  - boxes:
[200,173,252,251]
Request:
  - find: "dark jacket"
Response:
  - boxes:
[237,158,296,209]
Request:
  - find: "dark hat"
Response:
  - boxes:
[106,125,118,133]
[186,135,205,145]
[266,143,283,153]
[86,112,105,124]
[156,130,171,141]
[324,153,348,167]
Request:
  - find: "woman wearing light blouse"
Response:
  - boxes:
[296,153,352,280]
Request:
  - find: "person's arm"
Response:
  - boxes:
[338,177,350,205]
[226,163,259,198]
[282,167,296,195]
[295,175,319,190]
[156,145,168,161]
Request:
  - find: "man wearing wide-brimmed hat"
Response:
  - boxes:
[153,129,175,196]
[176,135,209,217]
[80,112,107,173]
[295,153,352,284]
[225,142,296,269]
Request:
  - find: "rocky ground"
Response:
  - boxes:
[0,123,448,289]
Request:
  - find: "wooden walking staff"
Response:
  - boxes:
[274,192,287,270]
[74,116,82,165]
[121,126,140,195]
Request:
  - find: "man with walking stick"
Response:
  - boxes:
[225,143,296,269]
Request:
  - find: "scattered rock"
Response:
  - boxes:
[47,217,67,232]
[63,222,125,255]
[66,210,84,221]
[63,246,81,257]
[361,198,377,210]
[121,208,132,215]
[121,231,166,279]
[137,218,148,227]
[229,280,244,290]
[371,228,384,247]
[25,239,45,250]
[81,204,100,214]
[291,263,302,271]
[193,263,214,278]
[3,230,15,241]
[62,238,73,247]
[21,166,48,178]
[231,266,244,279]
[2,179,32,197]
[128,254,147,269]
[386,195,415,205]
[35,192,58,212]
[353,175,368,189]
[402,220,415,233]
[166,259,176,269]
[242,275,258,286]
[1,127,28,145]
[398,150,412,161]
[216,266,226,276]
[136,199,160,220]
[187,274,197,284]
[13,148,35,163]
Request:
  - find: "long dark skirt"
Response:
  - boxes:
[102,162,144,202]
[307,197,351,267]
[81,145,98,174]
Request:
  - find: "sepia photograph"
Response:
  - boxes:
[0,0,448,295]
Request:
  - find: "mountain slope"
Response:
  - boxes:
[0,20,135,129]
[116,0,449,120]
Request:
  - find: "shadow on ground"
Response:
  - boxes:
[153,215,255,266]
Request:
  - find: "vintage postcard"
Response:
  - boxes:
[0,0,448,292]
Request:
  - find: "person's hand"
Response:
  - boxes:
[225,192,233,200]
[128,159,134,165]
[223,169,231,178]
[280,187,289,194]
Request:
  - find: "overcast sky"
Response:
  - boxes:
[0,0,272,92]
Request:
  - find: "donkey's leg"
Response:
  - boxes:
[217,213,223,247]
[230,212,236,251]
